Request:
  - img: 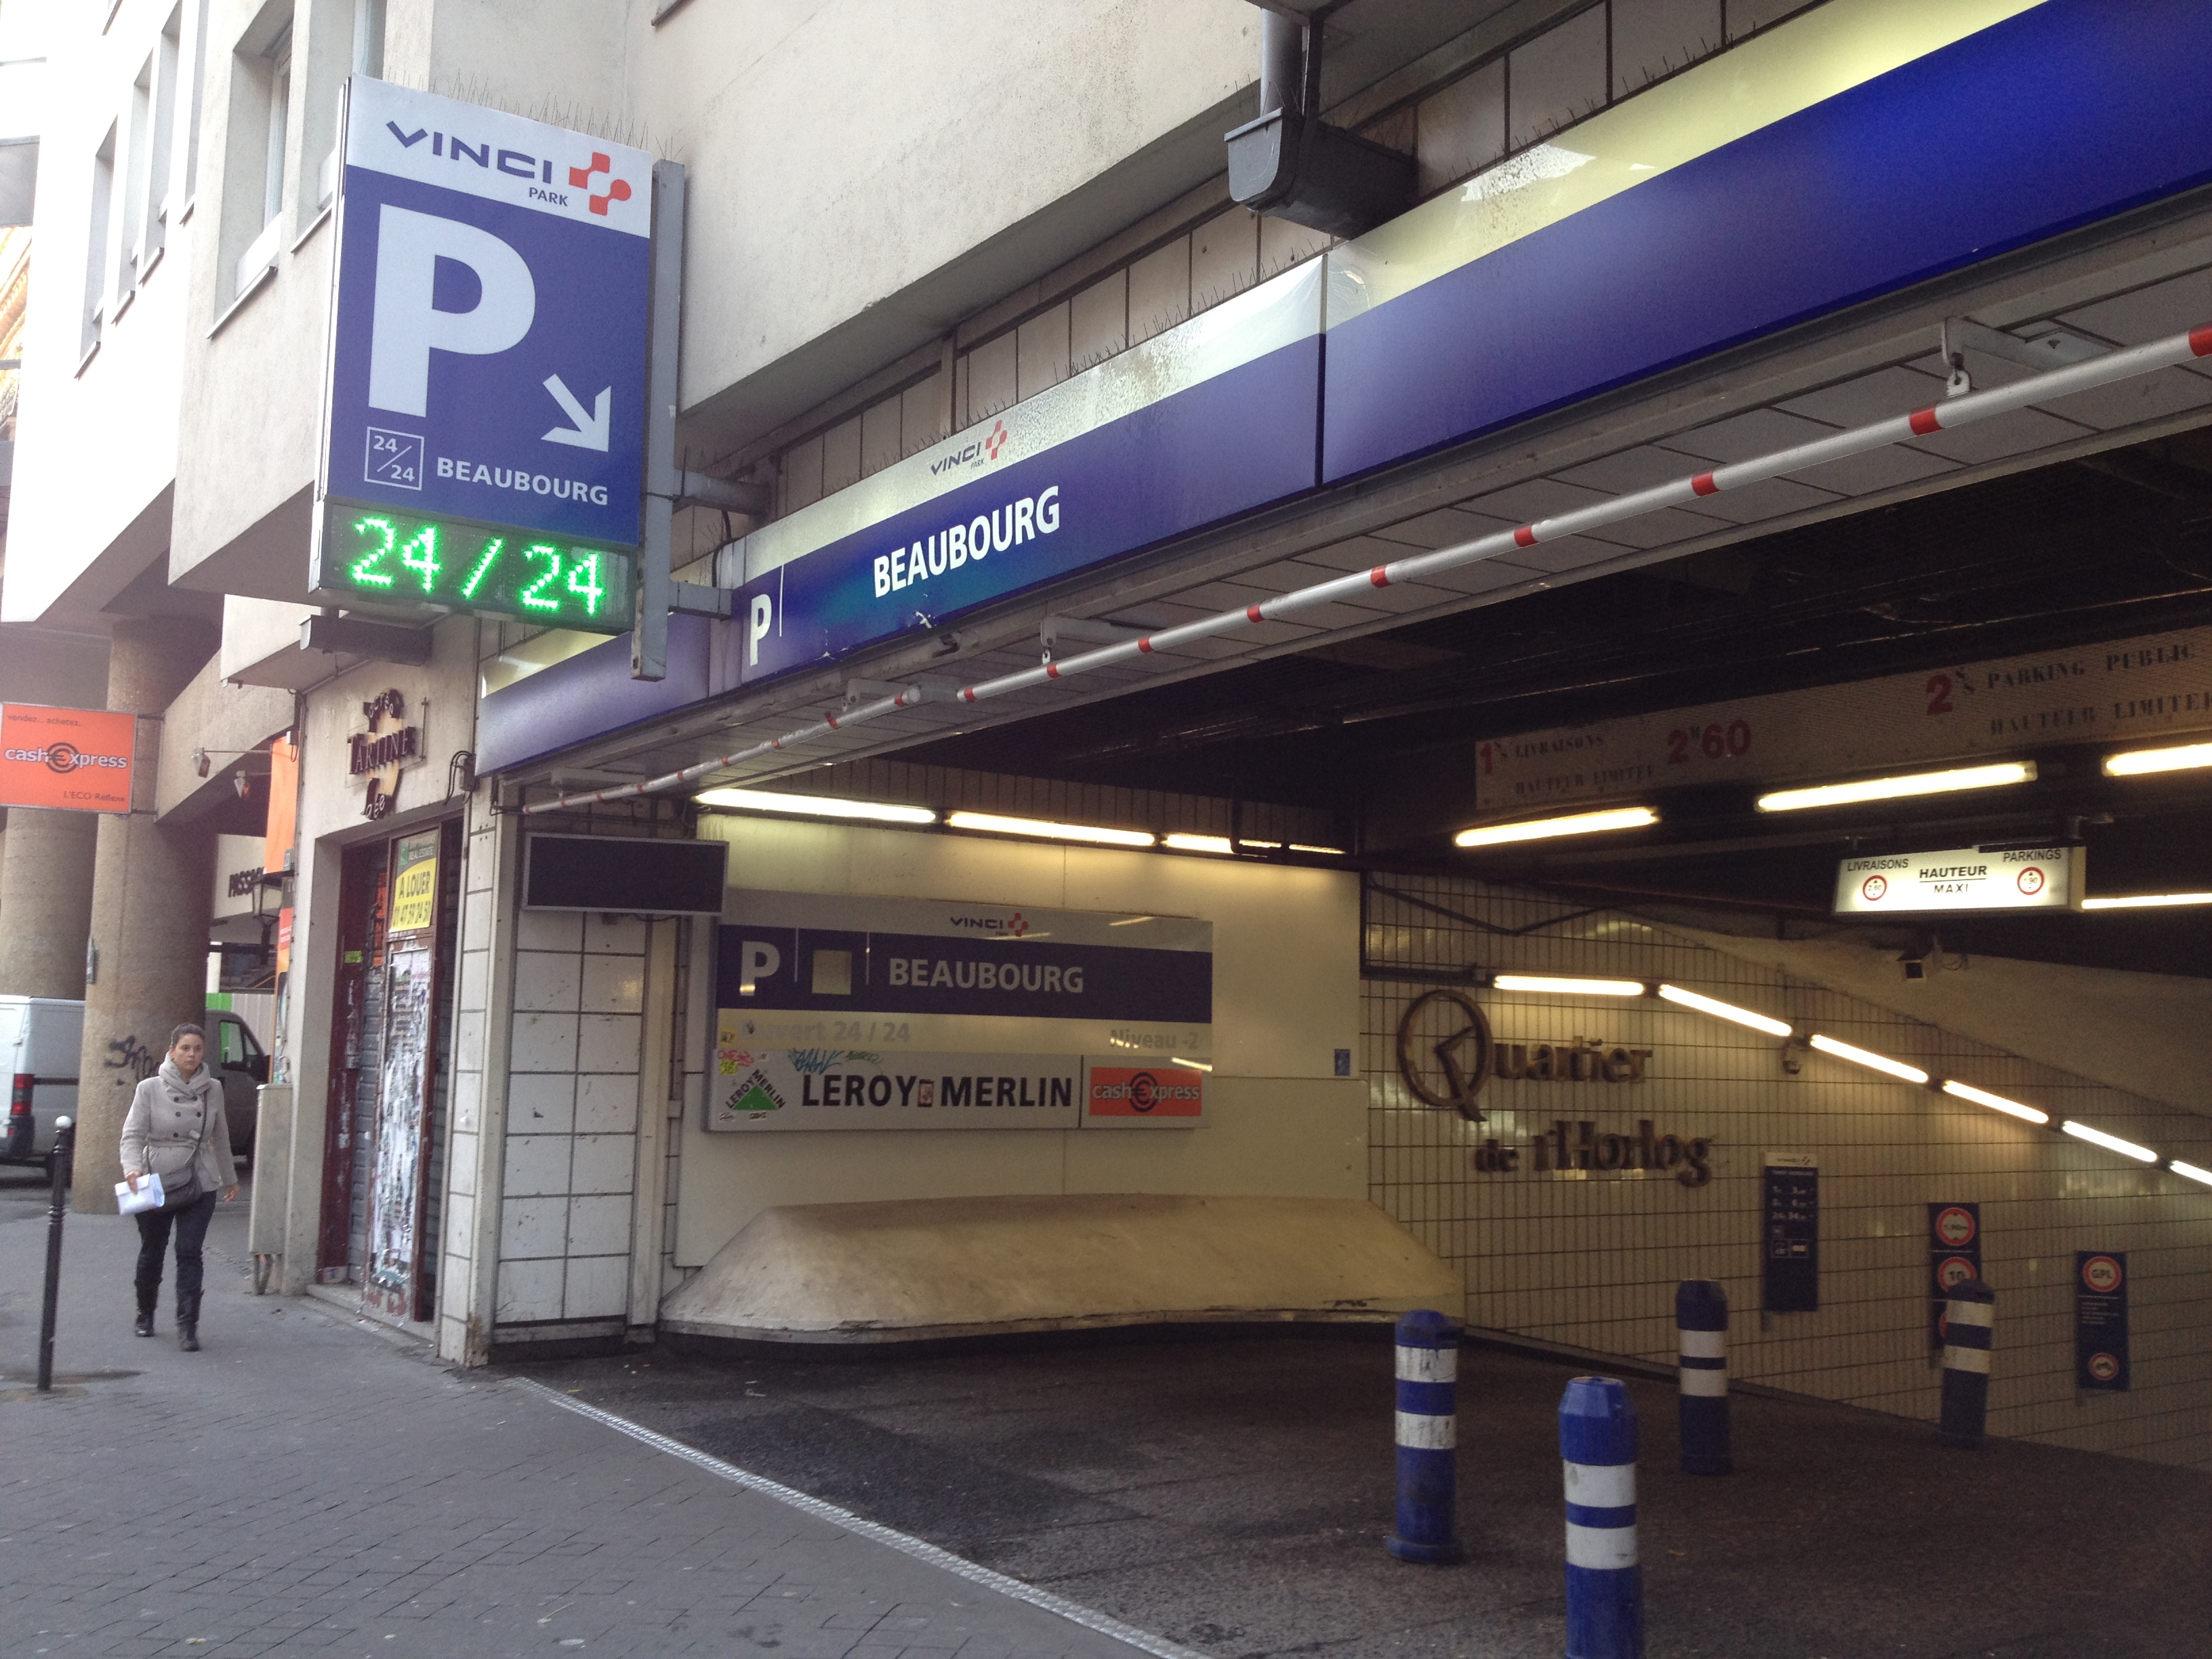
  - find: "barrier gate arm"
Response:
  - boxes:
[558,318,2212,808]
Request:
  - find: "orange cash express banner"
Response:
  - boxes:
[0,703,137,813]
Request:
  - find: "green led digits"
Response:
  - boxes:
[323,501,633,632]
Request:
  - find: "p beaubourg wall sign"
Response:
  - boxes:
[1394,988,1713,1189]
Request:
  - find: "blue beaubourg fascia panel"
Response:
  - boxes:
[480,0,2212,771]
[1321,0,2212,483]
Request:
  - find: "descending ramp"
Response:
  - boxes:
[659,1193,1462,1345]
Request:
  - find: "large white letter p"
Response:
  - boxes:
[368,205,537,417]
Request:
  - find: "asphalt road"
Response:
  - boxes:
[514,1327,2212,1659]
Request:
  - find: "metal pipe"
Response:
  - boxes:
[522,321,2212,817]
[1258,10,1303,117]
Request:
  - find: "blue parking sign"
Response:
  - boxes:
[321,79,651,548]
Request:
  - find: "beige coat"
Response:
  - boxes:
[119,1059,238,1198]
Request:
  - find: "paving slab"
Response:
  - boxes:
[0,1169,1176,1659]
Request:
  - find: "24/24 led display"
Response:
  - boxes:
[316,500,636,631]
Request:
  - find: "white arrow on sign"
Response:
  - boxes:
[541,373,611,451]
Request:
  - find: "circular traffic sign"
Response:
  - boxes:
[1934,1205,1978,1247]
[2087,1352,2121,1382]
[2082,1254,2123,1294]
[2017,866,2045,896]
[1862,874,1888,901]
[1937,1255,1979,1292]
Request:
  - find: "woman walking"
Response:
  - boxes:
[120,1024,239,1351]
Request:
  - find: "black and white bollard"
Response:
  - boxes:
[1385,1309,1462,1563]
[1939,1277,1996,1450]
[1675,1279,1732,1475]
[1561,1375,1643,1659]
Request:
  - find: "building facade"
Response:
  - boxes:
[4,0,2208,1468]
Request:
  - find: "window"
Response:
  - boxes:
[182,0,211,203]
[228,16,290,302]
[81,125,115,361]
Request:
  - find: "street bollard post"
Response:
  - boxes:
[37,1117,74,1395]
[1385,1308,1462,1563]
[1561,1375,1643,1659]
[1675,1279,1732,1475]
[1939,1277,1996,1449]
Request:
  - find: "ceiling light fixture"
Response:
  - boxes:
[2103,740,2212,777]
[1940,1079,2050,1125]
[2062,1120,2157,1163]
[1170,1057,1214,1073]
[1162,833,1233,855]
[1807,1033,1929,1085]
[1656,983,1792,1038]
[1755,761,2035,813]
[944,811,1156,848]
[1454,806,1659,848]
[2169,1160,2212,1187]
[2080,892,2212,910]
[1289,843,1347,856]
[1492,973,1645,997]
[695,787,937,825]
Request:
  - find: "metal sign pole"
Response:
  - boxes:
[632,159,687,682]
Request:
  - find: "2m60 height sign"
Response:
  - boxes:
[312,80,651,632]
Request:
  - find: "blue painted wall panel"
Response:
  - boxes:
[1324,0,2212,482]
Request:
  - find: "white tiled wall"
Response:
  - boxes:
[1364,877,2212,1470]
[493,909,647,1327]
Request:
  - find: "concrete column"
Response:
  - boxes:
[0,808,99,998]
[72,618,220,1211]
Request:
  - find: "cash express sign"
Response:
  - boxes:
[314,79,650,631]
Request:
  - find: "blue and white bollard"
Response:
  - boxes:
[1560,1376,1643,1659]
[1675,1279,1732,1476]
[1385,1309,1462,1563]
[1940,1278,1995,1450]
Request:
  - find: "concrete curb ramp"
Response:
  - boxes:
[661,1193,1461,1343]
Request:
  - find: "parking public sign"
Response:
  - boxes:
[314,79,651,628]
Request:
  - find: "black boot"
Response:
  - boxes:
[176,1294,201,1353]
[135,1286,157,1338]
[135,1307,155,1338]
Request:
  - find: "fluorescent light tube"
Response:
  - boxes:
[945,810,1155,848]
[1454,806,1658,848]
[1492,974,1645,997]
[1940,1079,2049,1125]
[2170,1160,2212,1187]
[1162,833,1233,854]
[1289,843,1346,856]
[2061,1120,2157,1163]
[696,787,936,825]
[1755,761,2034,813]
[2104,740,2212,777]
[2081,892,2212,910]
[1656,983,1792,1038]
[1808,1032,1929,1085]
[1170,1057,1214,1073]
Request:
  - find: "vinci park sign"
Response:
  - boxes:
[312,79,651,631]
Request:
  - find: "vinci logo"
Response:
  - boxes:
[929,418,1013,477]
[569,152,633,217]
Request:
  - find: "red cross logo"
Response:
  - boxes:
[569,152,633,216]
[983,419,1010,461]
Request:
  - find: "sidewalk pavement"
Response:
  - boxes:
[0,1179,1184,1659]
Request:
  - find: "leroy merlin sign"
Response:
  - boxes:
[311,78,651,630]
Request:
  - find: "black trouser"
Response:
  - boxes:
[134,1191,219,1311]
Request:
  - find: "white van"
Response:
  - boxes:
[0,997,82,1176]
